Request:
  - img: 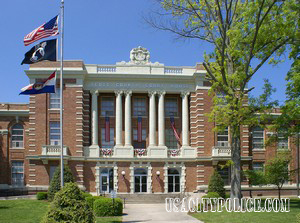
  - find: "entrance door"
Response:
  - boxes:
[168,168,180,192]
[134,168,147,193]
[100,168,114,193]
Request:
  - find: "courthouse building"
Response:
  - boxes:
[0,47,298,196]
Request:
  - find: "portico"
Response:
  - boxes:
[85,46,200,159]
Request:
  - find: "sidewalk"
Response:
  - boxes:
[122,203,202,223]
[0,195,36,200]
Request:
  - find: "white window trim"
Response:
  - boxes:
[11,124,24,149]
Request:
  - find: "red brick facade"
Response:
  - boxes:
[0,60,298,197]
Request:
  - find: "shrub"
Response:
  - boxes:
[36,192,48,200]
[94,197,123,217]
[48,165,74,201]
[208,170,226,198]
[42,182,95,223]
[202,192,221,199]
[85,195,103,208]
[225,192,230,199]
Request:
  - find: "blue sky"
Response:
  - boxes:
[1,0,292,104]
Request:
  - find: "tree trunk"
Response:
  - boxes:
[230,124,242,208]
[278,186,281,200]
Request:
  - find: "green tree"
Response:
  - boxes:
[208,170,225,198]
[271,45,300,195]
[147,0,299,204]
[48,165,74,201]
[265,154,291,199]
[43,182,95,223]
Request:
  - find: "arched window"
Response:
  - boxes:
[11,124,24,148]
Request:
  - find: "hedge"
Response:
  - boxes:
[36,192,48,200]
[93,197,123,217]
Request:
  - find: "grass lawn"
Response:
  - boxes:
[0,200,49,223]
[0,199,122,223]
[191,198,300,223]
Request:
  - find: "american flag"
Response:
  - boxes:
[24,15,59,46]
[170,116,181,146]
[137,117,142,143]
[105,117,110,142]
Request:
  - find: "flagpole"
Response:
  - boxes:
[60,0,64,188]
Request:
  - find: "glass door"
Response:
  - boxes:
[134,168,147,193]
[100,168,114,193]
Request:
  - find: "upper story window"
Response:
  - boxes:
[133,128,147,149]
[49,89,60,109]
[216,93,227,106]
[50,121,60,145]
[253,162,264,172]
[217,127,229,147]
[133,98,147,117]
[165,98,178,117]
[101,128,115,148]
[101,97,114,117]
[11,124,24,148]
[166,129,180,150]
[278,131,288,150]
[252,126,264,150]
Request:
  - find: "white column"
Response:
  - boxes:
[181,91,190,147]
[115,90,123,146]
[91,90,99,146]
[158,91,166,146]
[149,91,156,146]
[124,91,132,147]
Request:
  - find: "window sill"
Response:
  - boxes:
[10,147,25,150]
[252,149,266,152]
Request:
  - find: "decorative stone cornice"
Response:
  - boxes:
[157,91,166,96]
[181,91,190,97]
[90,90,99,95]
[148,91,156,97]
[0,129,8,135]
[114,90,123,96]
[124,90,132,96]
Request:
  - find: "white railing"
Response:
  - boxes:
[168,149,181,157]
[134,148,148,157]
[97,66,116,73]
[212,146,231,157]
[42,145,68,156]
[217,141,229,147]
[164,67,183,74]
[100,148,114,157]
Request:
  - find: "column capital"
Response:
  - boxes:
[91,90,99,95]
[180,91,190,98]
[124,90,132,96]
[114,90,123,96]
[148,91,156,97]
[157,91,166,96]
